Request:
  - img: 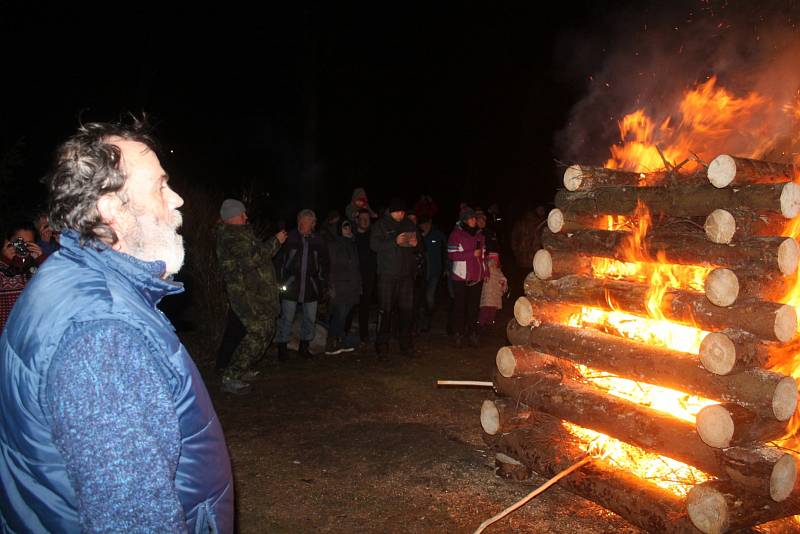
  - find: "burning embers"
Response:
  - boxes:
[484,79,800,533]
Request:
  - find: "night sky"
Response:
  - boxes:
[3,1,794,226]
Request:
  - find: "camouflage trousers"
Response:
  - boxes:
[222,311,277,381]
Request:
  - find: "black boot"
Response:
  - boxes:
[277,343,288,363]
[299,340,313,359]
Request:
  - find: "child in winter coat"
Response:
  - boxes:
[479,252,508,326]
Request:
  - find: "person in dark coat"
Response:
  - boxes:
[274,209,329,359]
[370,197,420,355]
[353,208,377,343]
[418,216,447,332]
[324,218,361,354]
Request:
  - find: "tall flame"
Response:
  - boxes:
[563,75,800,493]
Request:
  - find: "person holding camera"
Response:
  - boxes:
[1,221,46,331]
[370,197,421,356]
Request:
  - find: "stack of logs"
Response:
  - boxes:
[483,155,800,533]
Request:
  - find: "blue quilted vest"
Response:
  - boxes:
[0,231,233,533]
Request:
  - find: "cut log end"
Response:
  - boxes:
[563,165,584,191]
[480,400,501,435]
[778,238,799,275]
[774,305,798,343]
[770,453,799,502]
[695,404,735,448]
[513,297,534,327]
[699,332,736,375]
[707,154,737,189]
[704,209,736,244]
[533,249,553,280]
[547,208,565,233]
[496,347,516,378]
[781,182,800,219]
[495,452,531,480]
[772,376,798,422]
[704,268,739,307]
[687,484,730,534]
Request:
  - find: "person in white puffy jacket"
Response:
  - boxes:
[479,252,508,326]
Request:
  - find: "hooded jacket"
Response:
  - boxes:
[0,230,233,533]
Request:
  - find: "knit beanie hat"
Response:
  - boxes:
[459,206,476,223]
[388,197,406,213]
[220,199,246,220]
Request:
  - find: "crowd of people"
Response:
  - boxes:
[0,118,510,530]
[214,189,509,394]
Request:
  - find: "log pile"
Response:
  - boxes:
[482,156,800,533]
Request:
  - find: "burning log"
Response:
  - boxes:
[531,249,593,280]
[541,228,799,276]
[504,320,798,421]
[687,479,800,533]
[698,330,776,376]
[703,267,795,307]
[704,208,790,244]
[480,398,535,436]
[555,182,800,219]
[524,273,798,343]
[707,155,795,189]
[488,411,700,533]
[695,403,788,448]
[545,208,616,234]
[492,371,797,499]
[563,164,706,191]
[512,295,580,327]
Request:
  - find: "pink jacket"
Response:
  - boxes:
[447,225,486,282]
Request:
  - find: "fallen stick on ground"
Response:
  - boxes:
[436,380,494,388]
[473,455,593,534]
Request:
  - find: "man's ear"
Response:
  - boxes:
[96,193,124,226]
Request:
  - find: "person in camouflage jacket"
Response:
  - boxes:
[216,199,287,394]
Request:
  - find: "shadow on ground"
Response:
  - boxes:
[184,297,646,534]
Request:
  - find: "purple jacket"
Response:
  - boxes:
[447,224,486,282]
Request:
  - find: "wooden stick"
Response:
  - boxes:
[473,456,592,534]
[436,380,493,388]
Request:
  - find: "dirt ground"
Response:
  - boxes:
[185,301,649,534]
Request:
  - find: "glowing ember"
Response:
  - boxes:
[563,421,710,497]
[576,364,715,423]
[569,307,708,356]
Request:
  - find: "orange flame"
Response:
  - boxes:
[563,76,800,493]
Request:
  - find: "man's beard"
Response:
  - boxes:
[123,204,185,277]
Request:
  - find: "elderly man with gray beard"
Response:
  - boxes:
[0,120,233,533]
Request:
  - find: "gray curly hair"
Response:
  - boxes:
[44,117,157,245]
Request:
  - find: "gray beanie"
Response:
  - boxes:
[220,198,246,220]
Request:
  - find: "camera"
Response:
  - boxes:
[11,237,31,258]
